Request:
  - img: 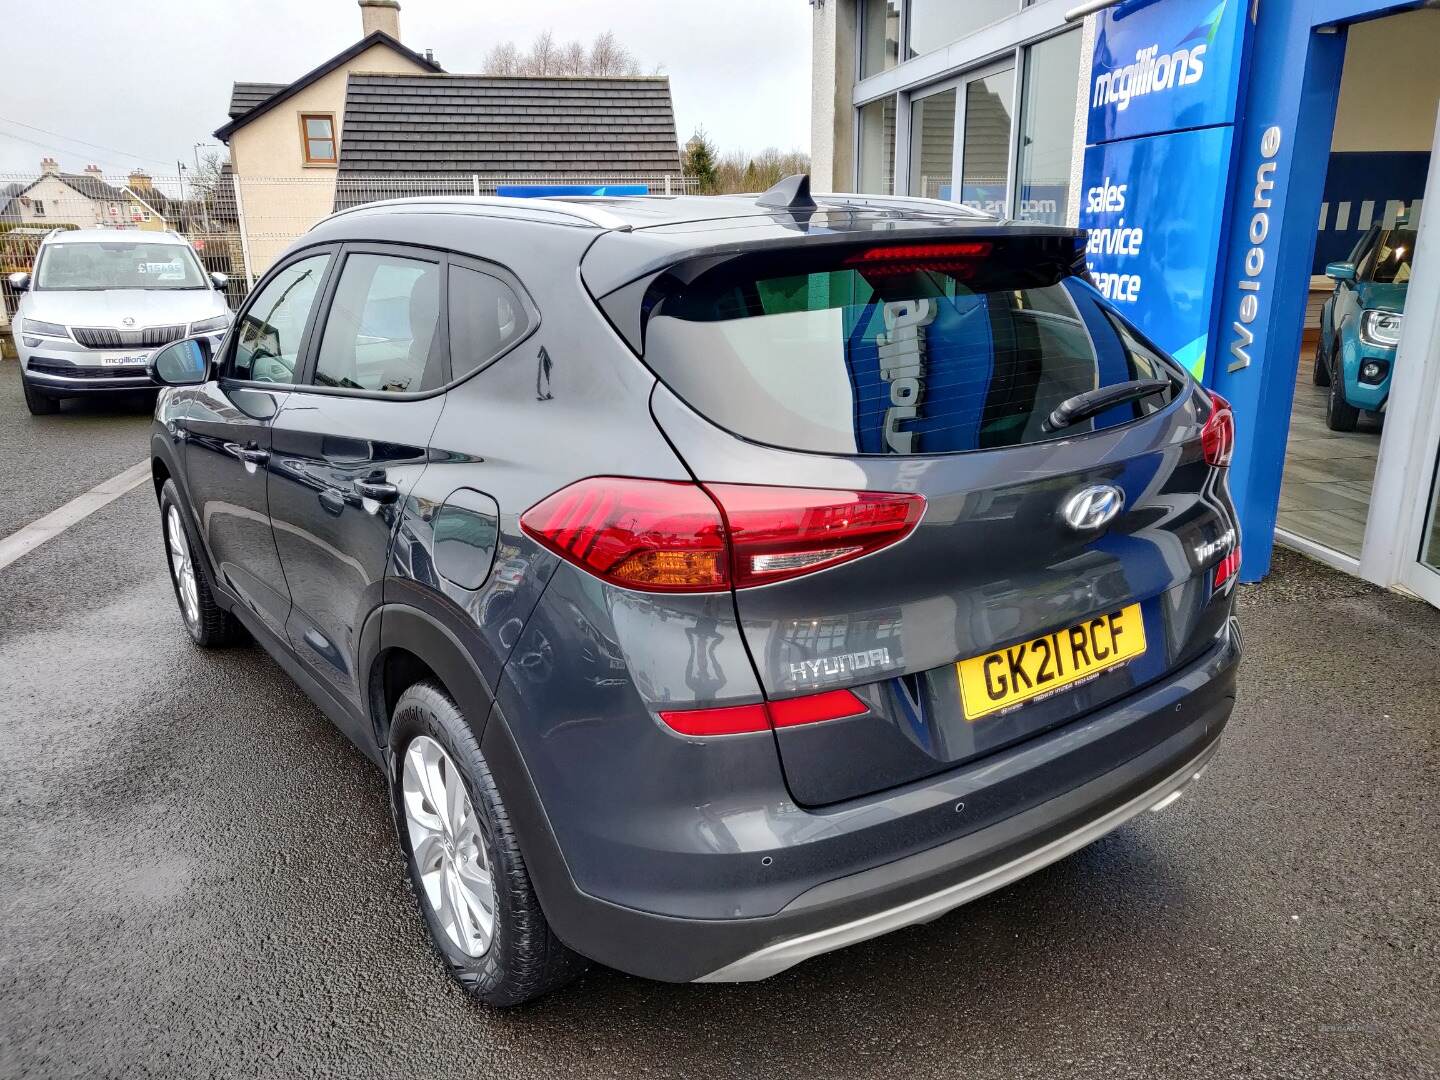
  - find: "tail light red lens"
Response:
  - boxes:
[1201,393,1235,467]
[1214,547,1241,590]
[520,478,925,593]
[519,477,727,592]
[658,688,868,737]
[707,483,925,588]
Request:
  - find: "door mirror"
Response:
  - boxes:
[1326,261,1357,282]
[150,335,216,386]
[210,271,229,290]
[7,272,30,292]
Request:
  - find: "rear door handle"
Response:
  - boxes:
[224,442,270,466]
[354,478,399,503]
[318,489,346,516]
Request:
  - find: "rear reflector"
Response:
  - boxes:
[766,689,869,728]
[1214,547,1241,590]
[520,477,924,593]
[657,702,770,737]
[658,688,868,737]
[1202,393,1235,467]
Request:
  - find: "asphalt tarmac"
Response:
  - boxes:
[0,361,1435,1079]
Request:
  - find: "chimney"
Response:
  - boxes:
[128,170,153,191]
[358,0,400,40]
[40,156,58,175]
[84,164,103,176]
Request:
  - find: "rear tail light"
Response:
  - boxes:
[520,477,924,593]
[707,483,925,588]
[1201,392,1235,467]
[1214,547,1241,590]
[658,688,867,737]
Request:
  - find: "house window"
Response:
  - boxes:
[33,200,45,217]
[300,113,337,165]
[859,0,901,78]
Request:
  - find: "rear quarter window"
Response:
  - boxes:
[630,242,1184,456]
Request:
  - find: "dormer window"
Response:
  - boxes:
[300,113,337,165]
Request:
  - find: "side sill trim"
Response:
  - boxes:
[694,737,1222,982]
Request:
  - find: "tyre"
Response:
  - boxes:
[158,478,244,647]
[1312,335,1332,387]
[21,376,60,415]
[1325,362,1360,432]
[388,681,586,1007]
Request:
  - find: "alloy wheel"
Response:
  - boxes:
[401,735,497,958]
[165,506,200,626]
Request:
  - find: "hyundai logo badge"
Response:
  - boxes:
[1061,484,1125,532]
[122,316,135,327]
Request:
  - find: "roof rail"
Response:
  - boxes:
[817,192,993,219]
[321,195,634,232]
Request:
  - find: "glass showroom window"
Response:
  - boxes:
[1016,30,1082,225]
[860,0,901,78]
[858,96,897,194]
[908,87,956,199]
[908,0,1018,58]
[960,67,1014,215]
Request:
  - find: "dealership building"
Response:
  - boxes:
[810,0,1440,610]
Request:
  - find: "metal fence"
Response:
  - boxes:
[0,170,695,330]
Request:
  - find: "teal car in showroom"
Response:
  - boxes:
[1313,222,1414,431]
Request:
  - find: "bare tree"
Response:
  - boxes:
[479,30,643,77]
[588,30,638,76]
[481,40,521,76]
[555,39,587,76]
[525,30,558,75]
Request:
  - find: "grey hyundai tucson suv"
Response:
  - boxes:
[147,177,1241,1006]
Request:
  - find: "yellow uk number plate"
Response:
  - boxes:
[957,604,1146,721]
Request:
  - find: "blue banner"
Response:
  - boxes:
[1079,125,1233,378]
[1087,0,1248,146]
[495,184,649,197]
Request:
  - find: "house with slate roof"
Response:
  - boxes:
[3,160,174,231]
[216,0,682,272]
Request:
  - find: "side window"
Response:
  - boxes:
[449,264,530,379]
[314,253,443,393]
[230,253,330,384]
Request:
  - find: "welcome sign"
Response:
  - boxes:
[1079,0,1253,380]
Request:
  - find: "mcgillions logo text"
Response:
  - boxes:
[1229,126,1283,373]
[1092,41,1206,112]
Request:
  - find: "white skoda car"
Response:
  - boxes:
[9,228,231,414]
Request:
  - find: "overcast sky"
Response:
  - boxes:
[0,0,813,178]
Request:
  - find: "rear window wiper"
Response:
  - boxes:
[1043,378,1174,432]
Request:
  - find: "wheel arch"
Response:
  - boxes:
[361,603,496,755]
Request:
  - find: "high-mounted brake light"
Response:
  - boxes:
[520,478,925,593]
[1202,393,1235,467]
[843,241,994,277]
[658,688,868,737]
[844,242,993,262]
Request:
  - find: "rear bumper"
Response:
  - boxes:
[485,617,1240,983]
[699,737,1218,981]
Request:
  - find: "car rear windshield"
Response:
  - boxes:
[632,240,1183,456]
[36,241,207,291]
